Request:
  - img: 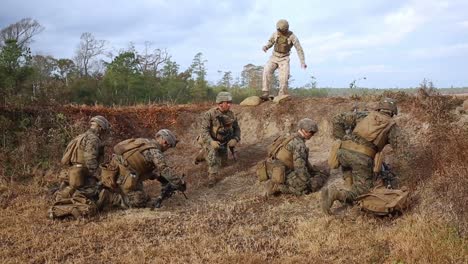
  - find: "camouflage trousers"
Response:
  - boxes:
[262,55,290,96]
[203,144,229,174]
[98,175,149,209]
[276,170,311,196]
[338,148,374,201]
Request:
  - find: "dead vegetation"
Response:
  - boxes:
[0,94,467,263]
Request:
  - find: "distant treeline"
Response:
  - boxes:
[1,18,467,106]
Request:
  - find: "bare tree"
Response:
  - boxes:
[0,18,44,48]
[74,32,106,77]
[138,41,170,76]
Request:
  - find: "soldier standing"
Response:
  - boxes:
[261,19,307,100]
[97,129,185,209]
[321,98,405,214]
[263,118,326,196]
[193,91,241,187]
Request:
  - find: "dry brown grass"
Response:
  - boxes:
[1,95,467,263]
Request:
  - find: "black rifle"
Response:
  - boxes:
[153,176,188,209]
[215,115,237,161]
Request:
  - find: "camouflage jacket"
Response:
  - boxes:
[199,107,241,145]
[264,31,305,64]
[79,128,104,174]
[332,111,405,152]
[283,133,315,180]
[115,138,183,187]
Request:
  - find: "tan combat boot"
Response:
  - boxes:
[260,91,270,101]
[343,171,353,189]
[192,150,206,165]
[208,173,218,188]
[263,180,280,197]
[321,185,346,215]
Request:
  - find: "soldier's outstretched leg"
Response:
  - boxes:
[321,185,347,214]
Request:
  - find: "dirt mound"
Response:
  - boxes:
[1,95,467,263]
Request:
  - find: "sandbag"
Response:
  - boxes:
[240,96,262,106]
[328,140,341,169]
[357,185,409,216]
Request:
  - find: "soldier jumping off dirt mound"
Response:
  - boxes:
[193,91,241,188]
[261,19,307,100]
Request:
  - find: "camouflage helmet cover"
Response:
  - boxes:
[298,118,318,133]
[378,97,398,115]
[156,129,178,148]
[90,115,110,131]
[216,91,233,103]
[276,19,289,32]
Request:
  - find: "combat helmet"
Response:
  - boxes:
[276,19,289,32]
[378,97,398,115]
[90,115,110,131]
[298,118,318,133]
[216,92,233,103]
[156,129,178,148]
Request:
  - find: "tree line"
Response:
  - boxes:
[0,18,288,105]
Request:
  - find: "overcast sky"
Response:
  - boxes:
[1,0,468,88]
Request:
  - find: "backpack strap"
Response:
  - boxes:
[268,135,296,159]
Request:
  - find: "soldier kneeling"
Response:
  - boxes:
[258,118,328,196]
[97,129,185,210]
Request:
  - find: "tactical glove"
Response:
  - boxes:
[228,139,238,148]
[210,140,221,149]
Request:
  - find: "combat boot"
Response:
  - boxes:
[321,185,346,215]
[260,91,270,101]
[207,173,218,188]
[343,171,353,189]
[193,150,206,165]
[263,180,280,197]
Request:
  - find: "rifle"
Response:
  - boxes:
[153,175,188,209]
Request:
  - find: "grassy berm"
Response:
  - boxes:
[0,93,467,263]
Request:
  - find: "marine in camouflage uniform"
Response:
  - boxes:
[321,98,406,214]
[264,118,326,196]
[194,92,241,187]
[49,115,110,219]
[262,19,307,99]
[97,129,185,209]
[55,116,109,200]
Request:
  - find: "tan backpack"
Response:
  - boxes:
[48,193,97,220]
[357,185,410,216]
[61,133,86,166]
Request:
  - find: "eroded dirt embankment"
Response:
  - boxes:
[1,95,467,263]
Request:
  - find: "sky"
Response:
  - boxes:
[1,0,468,88]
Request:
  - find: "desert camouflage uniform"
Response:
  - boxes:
[262,31,306,96]
[55,128,104,201]
[98,138,184,209]
[198,107,241,175]
[332,111,405,201]
[271,133,323,195]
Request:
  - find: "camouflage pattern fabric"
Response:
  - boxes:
[99,139,183,209]
[332,111,406,202]
[262,31,305,96]
[276,133,320,195]
[198,107,241,175]
[55,128,104,201]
